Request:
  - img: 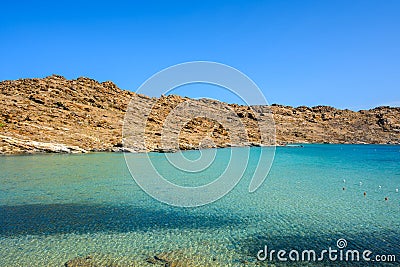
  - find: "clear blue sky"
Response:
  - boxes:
[1,0,399,110]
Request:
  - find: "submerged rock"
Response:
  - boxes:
[64,254,135,267]
[64,255,97,267]
[146,251,197,267]
[65,252,200,267]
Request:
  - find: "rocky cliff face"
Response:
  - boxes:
[1,75,399,154]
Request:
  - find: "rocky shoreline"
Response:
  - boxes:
[1,75,400,155]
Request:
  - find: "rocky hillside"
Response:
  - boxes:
[1,75,399,154]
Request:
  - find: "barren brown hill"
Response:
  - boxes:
[1,75,399,154]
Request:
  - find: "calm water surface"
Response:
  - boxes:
[0,145,399,266]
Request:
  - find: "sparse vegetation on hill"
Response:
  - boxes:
[1,75,399,154]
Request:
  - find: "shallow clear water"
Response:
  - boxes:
[1,145,399,266]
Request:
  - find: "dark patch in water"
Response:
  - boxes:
[0,203,241,236]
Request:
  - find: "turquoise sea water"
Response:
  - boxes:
[0,145,399,266]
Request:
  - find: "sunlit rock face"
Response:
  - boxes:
[1,75,399,154]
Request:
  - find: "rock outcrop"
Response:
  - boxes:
[1,75,399,154]
[0,134,87,153]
